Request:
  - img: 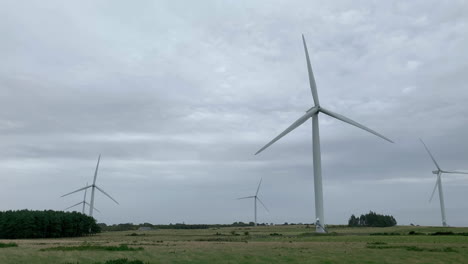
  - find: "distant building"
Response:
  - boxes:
[138,227,153,231]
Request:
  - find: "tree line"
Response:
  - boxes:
[98,221,275,231]
[348,211,397,227]
[98,221,325,232]
[0,210,100,239]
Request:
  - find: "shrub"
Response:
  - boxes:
[101,258,146,264]
[367,242,387,245]
[64,259,148,264]
[370,232,401,236]
[41,244,143,252]
[269,233,283,236]
[126,233,146,237]
[0,242,18,248]
[430,231,454,236]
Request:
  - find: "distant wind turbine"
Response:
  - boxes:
[61,155,119,217]
[237,178,269,226]
[420,139,468,227]
[255,35,393,233]
[63,183,101,214]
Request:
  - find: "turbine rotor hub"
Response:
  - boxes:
[306,106,320,113]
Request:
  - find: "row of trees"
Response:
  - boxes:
[99,221,321,232]
[100,222,241,231]
[99,222,278,232]
[0,210,100,239]
[348,211,397,227]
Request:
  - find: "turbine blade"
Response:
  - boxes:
[255,178,263,196]
[441,170,468,175]
[256,197,269,212]
[95,185,119,205]
[419,139,441,170]
[64,202,83,211]
[84,182,88,200]
[92,154,101,185]
[61,185,91,198]
[93,207,101,213]
[320,107,393,143]
[255,108,318,155]
[237,196,255,200]
[302,34,320,106]
[84,202,101,213]
[429,179,439,203]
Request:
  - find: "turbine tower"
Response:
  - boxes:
[237,178,269,226]
[63,183,101,215]
[255,35,393,233]
[61,155,119,217]
[420,139,468,227]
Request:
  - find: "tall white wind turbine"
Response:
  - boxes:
[63,183,101,215]
[255,35,393,233]
[420,139,468,227]
[61,155,119,217]
[237,178,269,226]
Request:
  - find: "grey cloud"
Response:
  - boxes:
[1,0,468,226]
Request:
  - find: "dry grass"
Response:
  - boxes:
[1,225,468,263]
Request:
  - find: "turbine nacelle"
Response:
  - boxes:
[432,170,439,174]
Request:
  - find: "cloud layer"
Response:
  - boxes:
[1,0,468,226]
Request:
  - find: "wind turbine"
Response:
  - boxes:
[63,183,101,215]
[255,35,393,233]
[237,178,269,226]
[61,154,119,217]
[420,139,468,227]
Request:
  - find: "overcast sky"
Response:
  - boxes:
[1,0,468,226]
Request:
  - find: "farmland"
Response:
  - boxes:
[1,225,468,263]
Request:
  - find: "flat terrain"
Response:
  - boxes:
[1,225,468,263]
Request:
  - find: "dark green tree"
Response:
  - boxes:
[348,214,359,227]
[0,210,100,239]
[348,211,397,227]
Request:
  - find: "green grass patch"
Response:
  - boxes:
[41,243,143,252]
[0,242,18,248]
[297,232,338,237]
[367,244,458,252]
[64,258,147,264]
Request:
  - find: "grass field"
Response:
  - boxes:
[1,225,468,263]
